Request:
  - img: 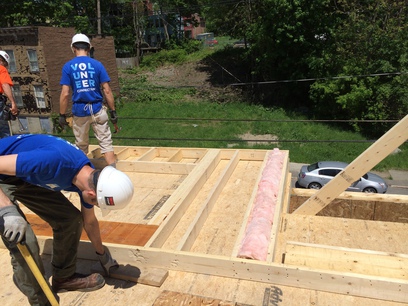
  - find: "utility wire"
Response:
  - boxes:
[57,134,403,144]
[228,72,406,86]
[117,117,400,123]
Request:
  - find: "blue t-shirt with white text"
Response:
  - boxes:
[0,134,94,208]
[60,56,111,117]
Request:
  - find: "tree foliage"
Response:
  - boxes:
[2,0,408,136]
[203,0,408,137]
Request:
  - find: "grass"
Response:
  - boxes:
[55,41,408,171]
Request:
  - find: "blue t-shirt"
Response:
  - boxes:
[60,56,111,117]
[0,134,94,208]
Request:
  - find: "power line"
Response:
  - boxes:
[57,134,386,144]
[228,72,406,87]
[118,117,400,123]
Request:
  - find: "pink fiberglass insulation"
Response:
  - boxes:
[237,148,285,261]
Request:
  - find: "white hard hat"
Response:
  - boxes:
[71,33,91,47]
[96,166,134,217]
[0,51,10,64]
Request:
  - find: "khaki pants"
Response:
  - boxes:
[0,178,82,305]
[73,107,113,155]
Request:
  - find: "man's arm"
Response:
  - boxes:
[0,155,17,176]
[2,83,17,114]
[101,82,115,111]
[59,85,70,115]
[81,205,119,274]
[0,154,18,208]
[81,206,104,254]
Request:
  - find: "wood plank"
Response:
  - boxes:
[152,290,243,306]
[291,187,408,203]
[294,114,408,215]
[138,148,158,161]
[176,150,240,251]
[25,214,157,246]
[47,240,408,304]
[115,160,196,174]
[167,149,183,162]
[145,149,221,246]
[268,151,290,262]
[284,241,408,279]
[91,262,169,287]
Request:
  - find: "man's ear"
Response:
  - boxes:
[85,189,96,198]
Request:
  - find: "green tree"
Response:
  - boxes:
[309,0,408,136]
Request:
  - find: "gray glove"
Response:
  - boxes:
[97,249,119,275]
[59,113,69,128]
[109,110,118,124]
[0,205,27,245]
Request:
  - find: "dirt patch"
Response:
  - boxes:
[227,133,278,148]
[143,62,211,87]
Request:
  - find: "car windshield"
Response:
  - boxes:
[307,163,319,172]
[362,173,368,179]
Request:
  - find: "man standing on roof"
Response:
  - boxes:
[0,50,18,138]
[0,134,134,305]
[59,33,118,166]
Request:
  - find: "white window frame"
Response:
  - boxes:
[5,50,16,73]
[33,85,46,108]
[27,49,39,72]
[11,84,24,108]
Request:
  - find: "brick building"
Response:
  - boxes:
[0,26,119,134]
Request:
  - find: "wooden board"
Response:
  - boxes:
[25,214,158,246]
[284,241,408,279]
[90,262,169,287]
[153,290,250,306]
[294,114,408,215]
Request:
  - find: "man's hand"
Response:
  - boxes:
[0,205,27,246]
[109,110,118,124]
[59,114,68,128]
[97,249,119,275]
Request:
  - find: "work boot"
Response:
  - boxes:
[52,273,105,292]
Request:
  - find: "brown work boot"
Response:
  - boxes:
[52,273,105,292]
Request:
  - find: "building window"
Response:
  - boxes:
[5,50,16,73]
[11,85,24,108]
[27,49,39,72]
[33,85,46,108]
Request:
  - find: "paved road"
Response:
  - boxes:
[289,163,408,195]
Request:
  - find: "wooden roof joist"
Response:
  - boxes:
[34,237,408,304]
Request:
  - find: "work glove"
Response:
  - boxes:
[0,205,27,246]
[109,110,118,125]
[97,249,119,275]
[59,113,68,128]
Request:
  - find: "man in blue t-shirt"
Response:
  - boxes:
[0,134,134,305]
[59,33,118,166]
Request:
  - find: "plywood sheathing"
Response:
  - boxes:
[291,188,408,223]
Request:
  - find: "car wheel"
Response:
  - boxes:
[308,182,322,190]
[363,187,377,193]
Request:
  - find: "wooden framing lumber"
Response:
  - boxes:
[267,152,290,262]
[176,150,240,251]
[145,149,222,244]
[294,114,408,216]
[34,238,408,303]
[284,241,408,279]
[90,262,169,287]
